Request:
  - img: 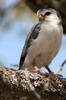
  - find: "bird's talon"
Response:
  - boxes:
[34,66,40,71]
[55,74,63,78]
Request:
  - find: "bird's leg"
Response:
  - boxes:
[34,65,47,75]
[45,66,53,73]
[45,66,62,78]
[32,63,46,74]
[32,62,40,71]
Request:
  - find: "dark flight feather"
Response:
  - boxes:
[19,23,40,69]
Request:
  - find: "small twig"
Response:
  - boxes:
[25,68,43,100]
[54,60,66,74]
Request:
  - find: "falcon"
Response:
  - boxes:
[19,8,63,74]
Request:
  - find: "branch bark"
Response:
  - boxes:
[0,66,66,100]
[24,0,66,34]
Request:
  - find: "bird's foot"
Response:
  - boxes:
[34,66,63,78]
[34,66,44,73]
[49,72,63,78]
[45,66,63,78]
[34,66,39,71]
[54,73,63,78]
[34,66,49,76]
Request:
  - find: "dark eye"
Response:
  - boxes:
[45,12,51,16]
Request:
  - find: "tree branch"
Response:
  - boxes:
[0,66,66,100]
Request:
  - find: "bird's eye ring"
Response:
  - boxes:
[45,12,51,16]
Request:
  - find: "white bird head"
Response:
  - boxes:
[37,8,62,25]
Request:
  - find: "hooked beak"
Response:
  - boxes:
[38,14,44,21]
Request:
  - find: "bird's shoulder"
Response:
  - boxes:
[23,23,40,50]
[26,23,40,42]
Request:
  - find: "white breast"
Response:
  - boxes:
[32,23,63,67]
[23,22,63,70]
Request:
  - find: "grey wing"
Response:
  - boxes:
[19,23,40,69]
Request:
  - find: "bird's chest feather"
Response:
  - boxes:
[33,24,62,66]
[36,26,61,53]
